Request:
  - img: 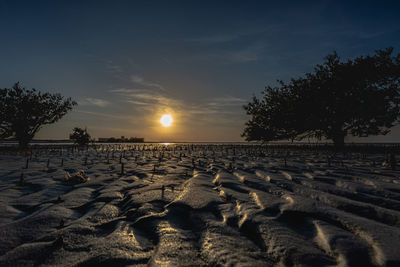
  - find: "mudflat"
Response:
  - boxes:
[0,144,399,266]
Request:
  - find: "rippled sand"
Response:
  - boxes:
[0,144,400,266]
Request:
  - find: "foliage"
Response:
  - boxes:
[0,83,76,148]
[242,48,400,148]
[70,127,91,146]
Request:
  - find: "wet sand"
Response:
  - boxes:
[0,144,400,266]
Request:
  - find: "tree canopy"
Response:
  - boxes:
[0,83,76,148]
[69,127,91,146]
[242,48,400,148]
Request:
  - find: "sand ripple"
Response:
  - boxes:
[0,145,399,266]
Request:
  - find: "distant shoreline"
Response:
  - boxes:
[1,140,400,148]
[1,140,400,145]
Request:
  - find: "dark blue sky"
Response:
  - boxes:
[1,0,400,141]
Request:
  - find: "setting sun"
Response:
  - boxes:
[160,114,173,127]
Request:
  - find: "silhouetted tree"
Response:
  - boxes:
[69,127,91,146]
[0,83,76,148]
[243,48,400,148]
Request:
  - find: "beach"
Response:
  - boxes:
[0,144,400,266]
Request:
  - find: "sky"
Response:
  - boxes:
[1,0,400,142]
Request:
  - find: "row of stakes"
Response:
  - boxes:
[19,146,324,160]
[22,151,396,172]
[18,151,398,188]
[19,146,389,167]
[23,149,223,171]
[20,155,198,187]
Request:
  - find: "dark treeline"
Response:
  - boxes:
[243,48,400,149]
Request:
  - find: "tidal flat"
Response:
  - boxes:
[1,144,400,266]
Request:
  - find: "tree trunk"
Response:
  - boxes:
[18,138,30,150]
[332,134,345,150]
[16,132,33,150]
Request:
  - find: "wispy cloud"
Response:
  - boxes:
[186,34,241,44]
[227,44,265,62]
[182,101,247,127]
[182,96,248,126]
[185,27,273,44]
[76,110,131,120]
[128,93,177,106]
[207,96,247,106]
[196,44,266,63]
[109,73,247,129]
[109,88,148,94]
[131,75,165,91]
[79,98,111,107]
[110,85,245,118]
[110,87,180,112]
[357,30,388,39]
[105,60,124,74]
[110,74,174,110]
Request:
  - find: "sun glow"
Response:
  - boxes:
[160,114,173,127]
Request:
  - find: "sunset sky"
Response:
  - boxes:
[1,0,400,142]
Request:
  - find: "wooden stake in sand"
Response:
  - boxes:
[47,159,50,168]
[120,163,124,175]
[25,158,29,169]
[54,235,64,247]
[19,173,24,186]
[390,153,396,170]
